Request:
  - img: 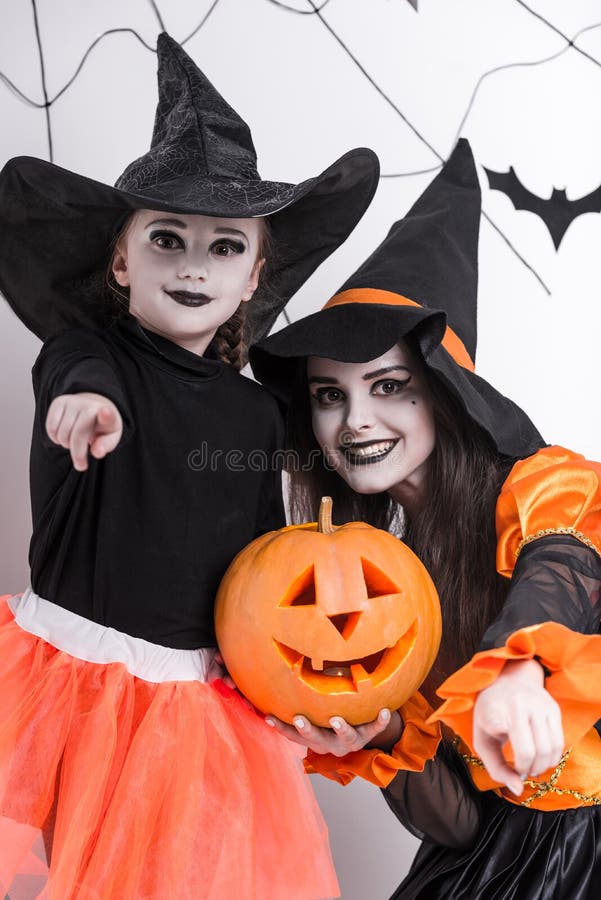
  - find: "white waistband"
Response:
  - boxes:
[9,589,215,684]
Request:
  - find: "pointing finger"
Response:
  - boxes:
[69,412,92,471]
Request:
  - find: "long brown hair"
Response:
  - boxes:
[286,346,514,682]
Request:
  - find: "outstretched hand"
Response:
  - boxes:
[473,658,564,797]
[265,709,402,756]
[46,392,123,471]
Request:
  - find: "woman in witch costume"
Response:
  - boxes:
[250,139,601,898]
[0,32,380,900]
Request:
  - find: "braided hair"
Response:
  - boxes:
[213,302,249,369]
[213,217,273,370]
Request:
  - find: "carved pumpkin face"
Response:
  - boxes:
[215,498,441,726]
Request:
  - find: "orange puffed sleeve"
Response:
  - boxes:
[496,445,601,577]
[431,622,601,753]
[304,692,441,788]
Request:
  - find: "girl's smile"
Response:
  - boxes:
[112,211,264,355]
[307,343,436,508]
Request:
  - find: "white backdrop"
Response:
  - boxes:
[1,2,601,897]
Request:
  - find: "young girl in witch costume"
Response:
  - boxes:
[251,140,601,899]
[0,33,380,900]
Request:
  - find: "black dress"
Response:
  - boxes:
[0,316,339,899]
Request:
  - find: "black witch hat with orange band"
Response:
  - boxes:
[0,33,379,344]
[250,139,545,458]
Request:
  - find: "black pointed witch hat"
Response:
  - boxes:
[0,33,379,342]
[250,139,545,458]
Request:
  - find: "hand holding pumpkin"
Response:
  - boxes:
[215,498,442,729]
[265,707,403,756]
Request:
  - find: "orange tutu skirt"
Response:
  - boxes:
[0,593,339,900]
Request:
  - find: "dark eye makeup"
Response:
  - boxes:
[149,230,184,250]
[371,377,412,395]
[147,232,247,256]
[210,239,246,255]
[311,376,412,407]
[311,387,344,406]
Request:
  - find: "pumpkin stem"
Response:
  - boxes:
[318,497,335,534]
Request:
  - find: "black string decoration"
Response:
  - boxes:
[449,19,601,256]
[0,1,222,124]
[30,0,52,160]
[305,0,441,161]
[516,0,601,70]
[265,0,333,13]
[147,0,166,30]
[450,21,601,148]
[303,0,554,294]
[1,0,600,296]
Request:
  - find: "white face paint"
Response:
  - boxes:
[112,210,264,355]
[307,342,436,508]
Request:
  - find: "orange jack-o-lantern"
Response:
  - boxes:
[215,497,441,726]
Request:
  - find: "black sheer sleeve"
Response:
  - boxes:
[382,536,601,848]
[381,741,481,849]
[480,535,601,650]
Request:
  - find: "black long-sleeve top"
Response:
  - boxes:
[29,316,285,649]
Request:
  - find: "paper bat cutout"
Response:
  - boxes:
[483,166,601,249]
